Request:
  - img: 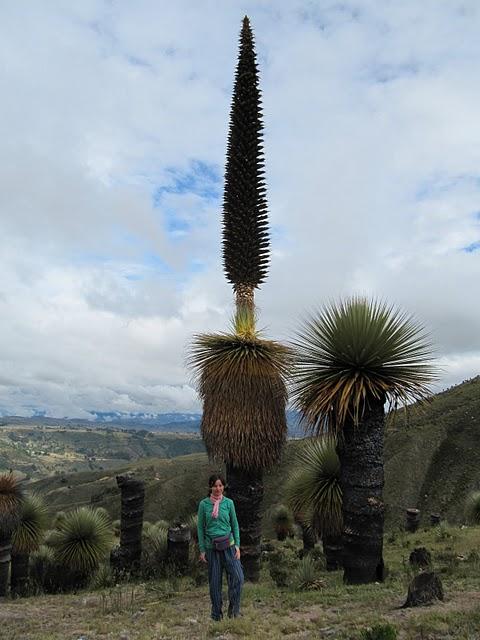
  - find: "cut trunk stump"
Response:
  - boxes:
[430,513,441,527]
[167,524,191,574]
[409,547,432,569]
[403,571,444,607]
[405,508,420,532]
[110,474,145,577]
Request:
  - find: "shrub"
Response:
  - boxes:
[184,514,198,542]
[268,544,297,588]
[465,491,480,525]
[294,555,324,591]
[360,623,397,640]
[49,507,112,576]
[91,563,115,589]
[271,504,295,541]
[29,545,81,593]
[141,522,169,578]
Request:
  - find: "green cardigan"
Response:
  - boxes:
[197,496,240,553]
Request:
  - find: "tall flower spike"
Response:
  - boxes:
[222,16,270,307]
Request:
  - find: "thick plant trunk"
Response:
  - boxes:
[10,552,30,597]
[226,464,263,582]
[299,522,317,556]
[110,475,145,576]
[0,535,12,597]
[322,534,343,571]
[336,397,385,584]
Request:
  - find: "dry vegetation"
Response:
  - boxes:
[2,525,480,639]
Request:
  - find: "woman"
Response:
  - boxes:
[197,474,244,621]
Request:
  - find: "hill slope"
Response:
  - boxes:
[28,376,480,528]
[0,425,204,479]
[384,375,480,525]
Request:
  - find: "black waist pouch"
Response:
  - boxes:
[213,533,231,551]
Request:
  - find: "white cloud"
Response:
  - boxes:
[0,1,479,417]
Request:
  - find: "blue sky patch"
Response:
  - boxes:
[153,160,221,237]
[126,54,152,69]
[415,174,477,201]
[368,62,419,84]
[153,160,221,204]
[463,241,480,253]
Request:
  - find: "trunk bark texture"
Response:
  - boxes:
[226,464,263,582]
[405,508,421,532]
[336,397,385,584]
[167,524,191,575]
[110,475,145,576]
[10,552,29,597]
[322,534,343,571]
[0,535,12,597]
[299,522,317,556]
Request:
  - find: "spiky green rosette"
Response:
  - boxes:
[0,472,24,535]
[49,507,112,573]
[189,311,290,469]
[12,493,48,554]
[222,16,269,294]
[286,437,342,537]
[291,297,436,432]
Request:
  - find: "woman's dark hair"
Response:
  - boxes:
[208,474,226,494]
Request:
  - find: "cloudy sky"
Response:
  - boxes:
[1,1,479,418]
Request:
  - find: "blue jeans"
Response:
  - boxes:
[206,546,244,621]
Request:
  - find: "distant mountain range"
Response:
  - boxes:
[0,410,304,435]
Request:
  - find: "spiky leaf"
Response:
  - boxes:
[189,327,290,469]
[12,493,48,554]
[271,504,294,538]
[223,16,269,290]
[294,555,324,591]
[49,507,112,574]
[291,297,436,431]
[0,472,24,536]
[185,513,198,543]
[286,437,342,537]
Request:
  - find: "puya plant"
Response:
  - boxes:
[291,297,436,584]
[286,436,343,570]
[189,17,290,582]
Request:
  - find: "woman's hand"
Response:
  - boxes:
[199,552,207,563]
[234,546,241,560]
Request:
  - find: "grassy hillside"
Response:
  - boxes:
[3,524,480,639]
[29,443,307,527]
[384,375,480,527]
[25,376,480,529]
[0,424,205,479]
